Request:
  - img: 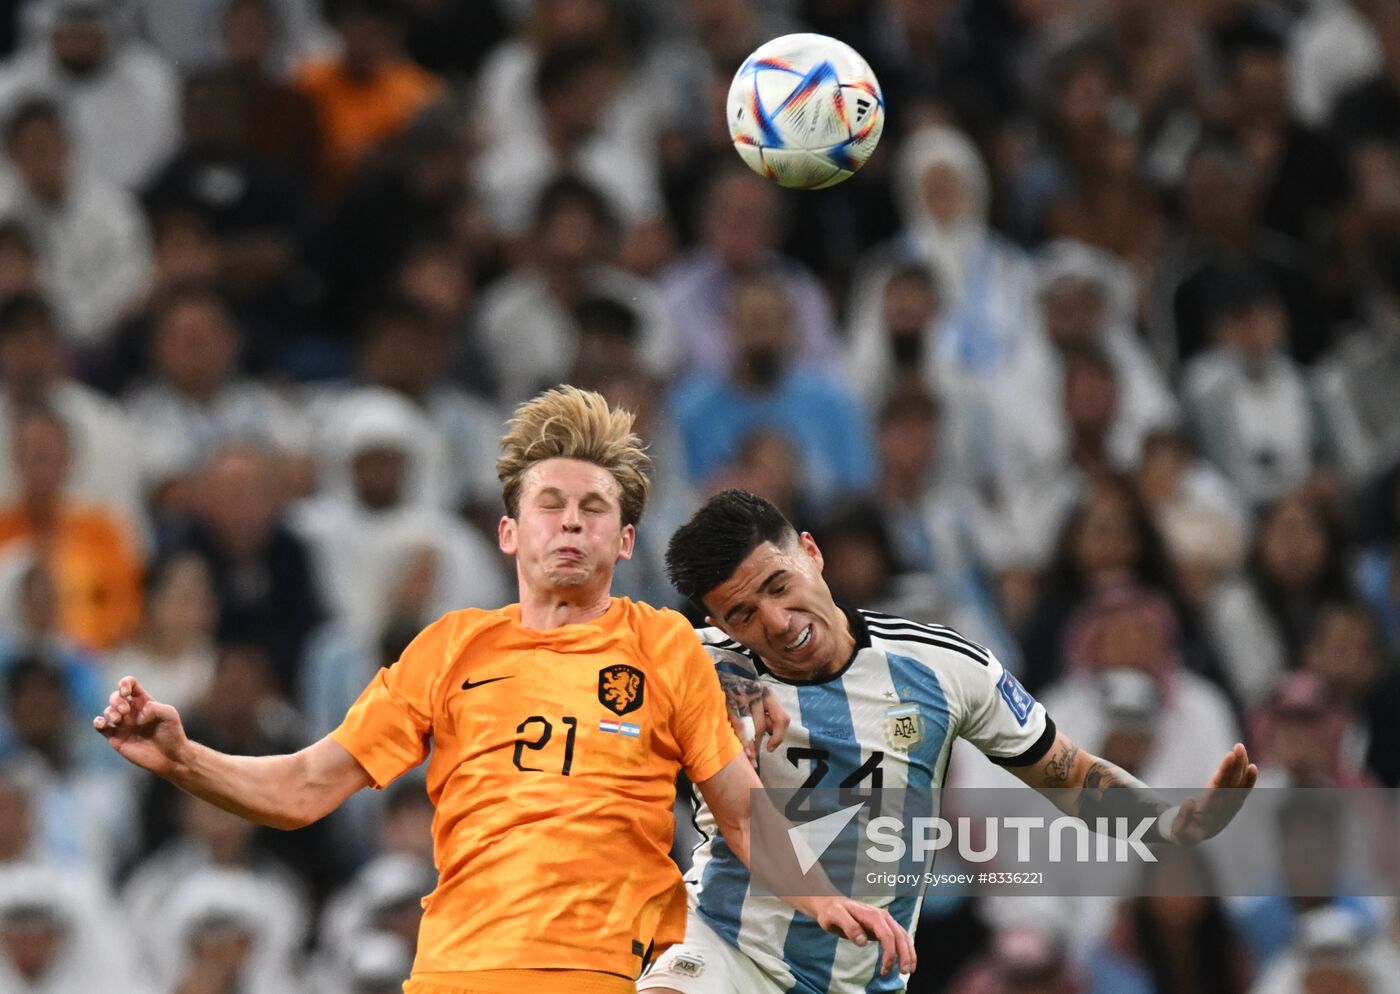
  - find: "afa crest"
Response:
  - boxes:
[884,703,924,752]
[598,664,645,716]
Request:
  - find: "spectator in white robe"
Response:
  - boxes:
[0,0,178,191]
[0,862,140,994]
[0,98,151,352]
[293,389,508,647]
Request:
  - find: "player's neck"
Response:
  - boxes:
[516,585,614,631]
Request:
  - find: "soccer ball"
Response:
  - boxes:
[726,33,885,190]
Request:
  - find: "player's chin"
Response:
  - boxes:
[544,564,594,587]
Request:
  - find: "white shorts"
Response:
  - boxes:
[638,909,785,994]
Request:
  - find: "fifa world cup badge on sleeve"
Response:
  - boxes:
[998,671,1035,727]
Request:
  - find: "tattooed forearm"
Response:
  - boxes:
[1041,740,1080,787]
[1075,758,1170,838]
[719,672,766,720]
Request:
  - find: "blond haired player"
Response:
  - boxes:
[94,387,914,994]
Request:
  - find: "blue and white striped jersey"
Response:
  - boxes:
[685,608,1055,994]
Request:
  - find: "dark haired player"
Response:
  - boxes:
[643,489,1257,994]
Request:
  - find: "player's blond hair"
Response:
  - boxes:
[497,386,652,526]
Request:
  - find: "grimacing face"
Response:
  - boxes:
[498,457,634,596]
[703,533,851,680]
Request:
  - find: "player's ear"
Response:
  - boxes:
[498,516,517,555]
[798,531,824,571]
[616,523,636,561]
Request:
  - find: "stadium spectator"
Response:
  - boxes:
[149,866,309,994]
[1,658,136,876]
[316,103,468,339]
[477,175,675,405]
[0,98,152,353]
[1135,428,1249,610]
[1207,492,1354,708]
[1248,904,1400,994]
[1182,273,1329,507]
[123,791,309,966]
[1149,142,1319,372]
[662,164,842,374]
[132,0,332,82]
[142,69,311,341]
[872,386,1022,664]
[0,405,142,651]
[102,551,218,715]
[477,42,667,264]
[996,241,1178,490]
[1039,582,1241,787]
[1249,671,1374,788]
[292,0,443,195]
[217,0,323,186]
[293,388,508,646]
[1088,844,1251,994]
[1216,21,1351,269]
[390,239,497,400]
[1315,238,1400,489]
[123,285,311,519]
[305,302,502,516]
[0,0,178,190]
[1235,800,1388,975]
[176,445,324,687]
[0,862,139,993]
[671,271,874,503]
[849,124,1035,385]
[1016,476,1180,692]
[1298,600,1400,787]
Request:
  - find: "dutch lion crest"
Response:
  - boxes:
[598,664,645,716]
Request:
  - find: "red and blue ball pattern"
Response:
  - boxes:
[727,33,885,190]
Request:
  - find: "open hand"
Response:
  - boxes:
[1171,742,1258,846]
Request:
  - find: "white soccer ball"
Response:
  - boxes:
[726,33,885,190]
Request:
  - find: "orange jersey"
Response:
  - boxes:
[331,597,741,982]
[294,57,443,191]
[0,504,142,651]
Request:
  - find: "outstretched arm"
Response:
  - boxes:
[1008,731,1258,845]
[94,676,372,830]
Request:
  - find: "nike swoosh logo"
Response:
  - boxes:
[461,676,513,691]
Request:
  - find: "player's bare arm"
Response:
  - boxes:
[1009,730,1259,846]
[717,671,790,765]
[696,753,917,977]
[94,675,372,829]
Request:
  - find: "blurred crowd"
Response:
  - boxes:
[0,0,1396,991]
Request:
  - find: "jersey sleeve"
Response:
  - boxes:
[669,626,744,784]
[330,614,454,788]
[952,649,1057,767]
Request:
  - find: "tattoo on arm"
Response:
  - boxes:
[1041,740,1080,788]
[1076,759,1170,838]
[718,673,766,721]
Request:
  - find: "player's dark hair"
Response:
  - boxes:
[666,489,797,609]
